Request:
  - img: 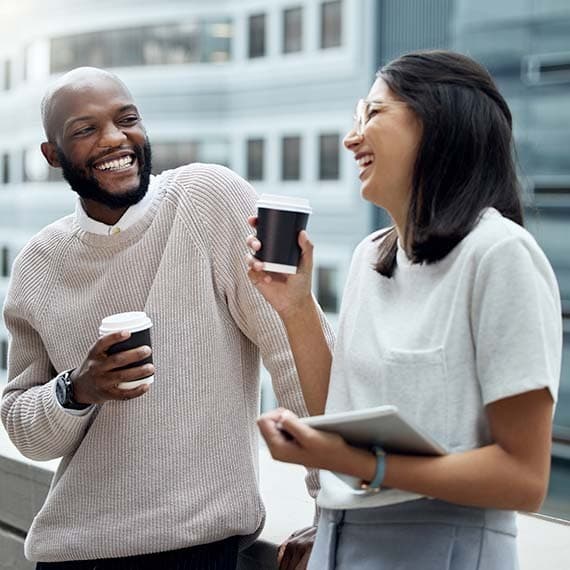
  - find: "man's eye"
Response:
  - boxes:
[73,127,93,137]
[119,116,139,125]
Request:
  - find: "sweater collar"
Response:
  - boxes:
[74,175,157,236]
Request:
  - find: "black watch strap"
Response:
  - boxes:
[55,370,90,410]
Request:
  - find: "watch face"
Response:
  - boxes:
[55,376,68,405]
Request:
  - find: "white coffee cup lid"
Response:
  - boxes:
[256,194,312,214]
[99,311,153,335]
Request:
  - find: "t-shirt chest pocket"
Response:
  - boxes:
[378,346,449,447]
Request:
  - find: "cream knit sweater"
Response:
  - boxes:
[1,163,329,562]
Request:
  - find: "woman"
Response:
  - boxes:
[248,51,561,570]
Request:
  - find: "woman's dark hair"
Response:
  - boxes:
[373,50,523,277]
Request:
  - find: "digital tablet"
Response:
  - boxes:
[300,405,448,456]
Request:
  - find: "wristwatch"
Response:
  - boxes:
[55,369,90,410]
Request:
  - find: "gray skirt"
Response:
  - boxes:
[308,499,518,570]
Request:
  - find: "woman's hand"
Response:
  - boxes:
[258,408,350,472]
[246,216,314,321]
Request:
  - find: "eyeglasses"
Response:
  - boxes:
[352,98,407,135]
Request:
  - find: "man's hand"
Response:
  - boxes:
[70,331,154,404]
[278,526,316,570]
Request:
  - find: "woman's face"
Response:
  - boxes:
[343,78,422,230]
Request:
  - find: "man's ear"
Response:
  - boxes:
[40,142,60,168]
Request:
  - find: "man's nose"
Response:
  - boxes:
[343,128,363,151]
[98,123,128,147]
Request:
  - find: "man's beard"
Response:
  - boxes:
[56,140,152,209]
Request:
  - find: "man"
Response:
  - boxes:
[1,67,330,569]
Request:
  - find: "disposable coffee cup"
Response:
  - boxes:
[99,311,153,390]
[255,194,312,274]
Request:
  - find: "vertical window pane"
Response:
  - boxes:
[203,20,233,63]
[2,154,9,184]
[283,7,303,54]
[0,339,7,371]
[319,134,340,180]
[321,1,342,49]
[317,266,338,313]
[1,246,9,278]
[247,139,264,181]
[23,148,48,182]
[3,60,11,90]
[282,136,301,180]
[249,14,266,58]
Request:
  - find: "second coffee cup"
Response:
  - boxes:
[99,311,154,390]
[255,194,312,274]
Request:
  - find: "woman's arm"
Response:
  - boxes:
[248,224,332,415]
[260,388,554,512]
[279,295,332,416]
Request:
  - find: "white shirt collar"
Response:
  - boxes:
[75,175,157,236]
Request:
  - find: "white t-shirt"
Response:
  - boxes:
[317,208,562,510]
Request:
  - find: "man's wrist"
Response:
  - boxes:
[68,370,89,405]
[55,369,91,410]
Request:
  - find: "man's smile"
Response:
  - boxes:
[91,150,138,175]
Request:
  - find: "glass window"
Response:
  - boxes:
[2,154,9,184]
[283,7,303,54]
[317,266,338,313]
[152,142,200,174]
[248,14,266,58]
[50,20,232,73]
[319,133,340,180]
[143,23,200,65]
[321,1,342,49]
[247,139,265,181]
[151,140,230,175]
[203,20,233,63]
[23,148,49,182]
[1,246,9,278]
[2,60,10,91]
[282,136,301,180]
[0,338,7,371]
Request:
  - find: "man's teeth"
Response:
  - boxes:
[95,156,134,171]
[357,155,374,168]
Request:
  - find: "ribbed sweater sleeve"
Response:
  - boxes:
[1,229,95,461]
[176,164,334,497]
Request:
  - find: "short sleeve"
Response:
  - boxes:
[471,236,562,406]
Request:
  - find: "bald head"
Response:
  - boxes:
[41,67,133,142]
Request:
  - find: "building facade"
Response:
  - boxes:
[453,0,570,461]
[0,0,378,393]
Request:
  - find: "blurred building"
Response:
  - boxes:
[453,0,570,456]
[374,0,570,517]
[0,0,378,397]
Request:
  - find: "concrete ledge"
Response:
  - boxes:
[0,527,33,570]
[0,454,52,533]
